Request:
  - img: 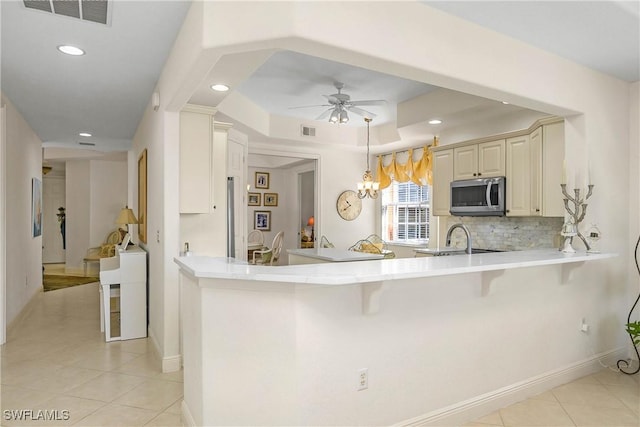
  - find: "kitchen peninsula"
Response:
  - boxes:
[176,250,615,426]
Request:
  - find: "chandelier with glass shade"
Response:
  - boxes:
[357,117,380,199]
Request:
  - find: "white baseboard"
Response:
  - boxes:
[148,326,182,373]
[6,287,41,340]
[396,347,627,427]
[181,400,196,427]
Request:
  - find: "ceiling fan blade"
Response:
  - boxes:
[316,108,334,120]
[349,100,387,107]
[347,106,377,118]
[288,104,331,110]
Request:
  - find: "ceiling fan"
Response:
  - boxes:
[290,82,386,124]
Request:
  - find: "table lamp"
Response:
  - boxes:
[116,206,138,240]
[307,216,315,242]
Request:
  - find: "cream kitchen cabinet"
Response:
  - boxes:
[453,139,505,180]
[506,134,531,216]
[431,117,564,218]
[179,105,232,214]
[506,121,564,217]
[432,148,454,216]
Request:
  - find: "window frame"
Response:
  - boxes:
[380,180,430,245]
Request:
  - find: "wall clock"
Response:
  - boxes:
[336,190,362,221]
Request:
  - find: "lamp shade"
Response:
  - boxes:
[307,216,315,227]
[116,207,138,225]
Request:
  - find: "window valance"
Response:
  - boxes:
[375,137,439,189]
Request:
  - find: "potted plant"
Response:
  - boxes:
[626,321,640,346]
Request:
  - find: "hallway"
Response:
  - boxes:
[0,282,182,426]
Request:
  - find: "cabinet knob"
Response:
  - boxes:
[473,173,477,176]
[535,208,540,212]
[478,173,482,176]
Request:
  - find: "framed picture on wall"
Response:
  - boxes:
[248,192,261,206]
[255,172,270,189]
[264,193,278,207]
[254,210,271,231]
[138,149,148,243]
[32,178,42,238]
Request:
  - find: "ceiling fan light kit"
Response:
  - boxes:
[290,82,386,124]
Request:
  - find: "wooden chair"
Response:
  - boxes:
[252,231,284,265]
[83,229,125,276]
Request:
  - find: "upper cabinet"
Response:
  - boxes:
[180,105,215,214]
[506,123,564,217]
[432,149,454,216]
[506,134,531,216]
[453,139,505,180]
[432,117,565,217]
[179,104,232,214]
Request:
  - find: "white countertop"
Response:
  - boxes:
[175,249,616,286]
[287,248,385,262]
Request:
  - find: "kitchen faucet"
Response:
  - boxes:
[445,223,472,254]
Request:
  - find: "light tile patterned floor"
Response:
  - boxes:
[464,364,639,426]
[1,280,182,426]
[1,271,639,426]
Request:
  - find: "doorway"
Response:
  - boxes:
[43,174,66,264]
[298,170,315,248]
[246,150,319,263]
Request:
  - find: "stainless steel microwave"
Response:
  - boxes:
[450,177,506,216]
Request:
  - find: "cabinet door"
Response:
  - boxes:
[542,122,565,217]
[453,145,477,180]
[506,135,531,216]
[432,149,454,216]
[180,110,213,213]
[478,139,506,177]
[529,127,543,216]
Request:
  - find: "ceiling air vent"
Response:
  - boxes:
[301,126,316,137]
[78,141,96,146]
[23,0,110,25]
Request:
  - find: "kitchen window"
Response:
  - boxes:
[381,181,430,244]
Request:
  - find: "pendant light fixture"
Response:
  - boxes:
[357,117,379,199]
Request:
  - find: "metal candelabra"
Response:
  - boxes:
[560,184,594,251]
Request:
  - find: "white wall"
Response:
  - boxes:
[2,94,43,327]
[89,160,128,246]
[64,159,127,272]
[65,161,90,271]
[136,0,637,387]
[629,81,640,342]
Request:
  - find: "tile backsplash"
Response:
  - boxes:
[444,216,564,251]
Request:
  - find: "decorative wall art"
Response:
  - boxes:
[254,210,271,231]
[32,178,42,237]
[138,149,148,243]
[264,193,278,207]
[248,192,261,206]
[255,172,270,189]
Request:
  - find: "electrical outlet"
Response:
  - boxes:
[357,368,368,391]
[581,318,589,333]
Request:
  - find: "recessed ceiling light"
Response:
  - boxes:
[79,132,92,137]
[210,84,230,92]
[428,119,443,125]
[57,45,85,56]
[501,101,510,105]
